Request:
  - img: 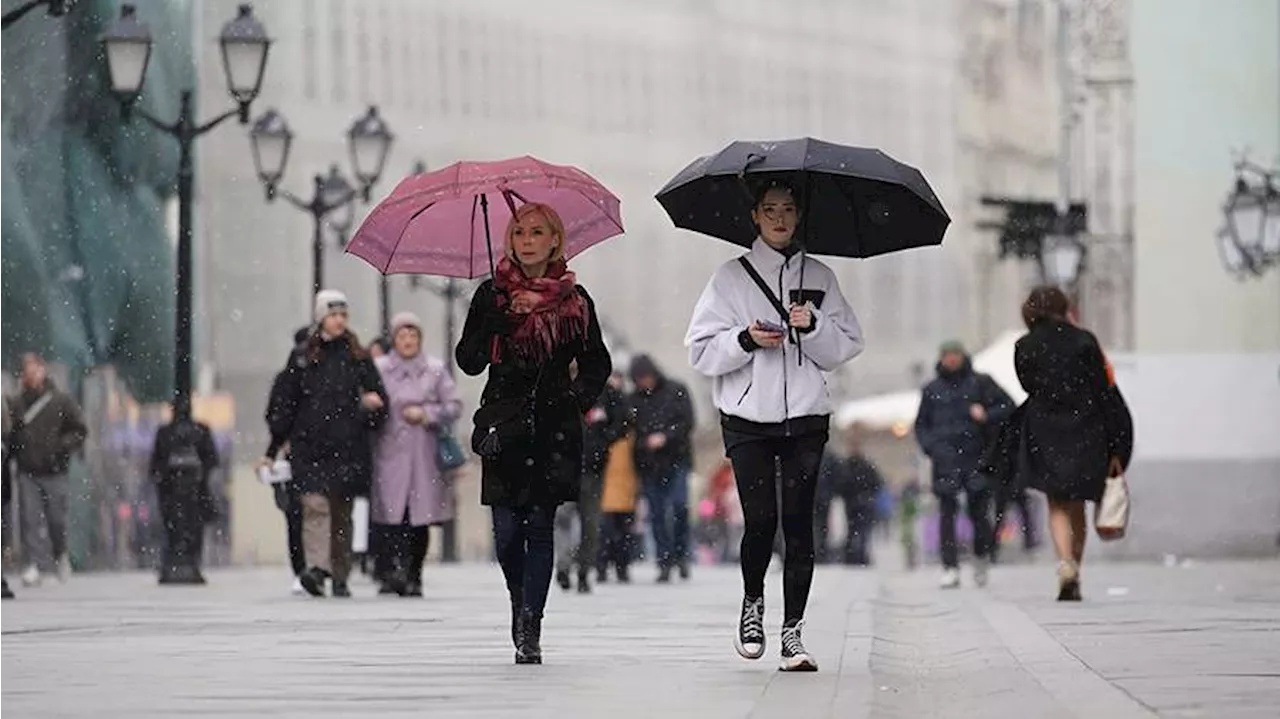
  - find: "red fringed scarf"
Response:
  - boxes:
[491,257,588,364]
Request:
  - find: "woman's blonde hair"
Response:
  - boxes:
[505,202,566,264]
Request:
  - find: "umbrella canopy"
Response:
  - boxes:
[656,137,949,258]
[346,156,624,279]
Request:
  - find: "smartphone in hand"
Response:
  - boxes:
[756,319,786,334]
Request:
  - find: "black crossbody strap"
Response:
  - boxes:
[737,257,788,322]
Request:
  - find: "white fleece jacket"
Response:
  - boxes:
[685,239,865,424]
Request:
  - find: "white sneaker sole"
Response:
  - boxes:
[779,653,819,672]
[734,635,765,660]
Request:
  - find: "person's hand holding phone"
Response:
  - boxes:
[749,320,786,348]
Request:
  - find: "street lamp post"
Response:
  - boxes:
[101,3,272,585]
[249,106,394,311]
[1,0,75,30]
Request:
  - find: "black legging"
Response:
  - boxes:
[727,432,827,625]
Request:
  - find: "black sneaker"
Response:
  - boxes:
[734,596,766,660]
[576,573,592,594]
[2,578,14,600]
[616,565,631,584]
[403,580,423,598]
[779,621,818,672]
[656,566,672,584]
[331,581,352,598]
[556,570,572,591]
[298,567,328,597]
[596,567,608,584]
[678,561,691,581]
[515,611,543,665]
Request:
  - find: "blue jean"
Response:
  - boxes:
[643,467,690,569]
[491,505,557,619]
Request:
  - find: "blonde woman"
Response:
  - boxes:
[456,202,612,664]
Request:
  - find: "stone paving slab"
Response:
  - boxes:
[2,559,1277,718]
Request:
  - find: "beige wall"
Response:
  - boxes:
[1132,0,1280,353]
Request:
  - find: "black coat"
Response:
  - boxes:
[629,375,696,480]
[267,333,388,498]
[7,381,88,477]
[914,362,1014,494]
[456,280,612,508]
[1014,320,1114,502]
[818,451,884,513]
[584,383,629,477]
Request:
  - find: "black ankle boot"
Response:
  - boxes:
[515,611,543,664]
[510,600,523,649]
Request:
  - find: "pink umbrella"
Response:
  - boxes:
[345,156,624,279]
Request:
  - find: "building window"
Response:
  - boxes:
[302,2,317,100]
[379,2,394,106]
[330,0,346,103]
[355,2,370,103]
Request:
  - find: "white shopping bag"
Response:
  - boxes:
[351,496,370,554]
[1095,475,1130,541]
[256,459,293,485]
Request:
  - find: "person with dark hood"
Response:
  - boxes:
[914,340,1014,590]
[264,325,313,595]
[1014,286,1130,601]
[685,179,865,673]
[628,354,696,584]
[262,290,388,598]
[456,202,611,665]
[8,353,87,587]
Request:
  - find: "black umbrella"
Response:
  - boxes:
[655,137,950,258]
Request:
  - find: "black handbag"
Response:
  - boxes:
[471,368,543,460]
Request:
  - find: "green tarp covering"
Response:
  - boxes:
[2,0,194,402]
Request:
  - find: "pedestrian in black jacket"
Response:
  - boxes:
[554,378,628,594]
[263,291,388,598]
[455,202,611,665]
[815,427,884,566]
[1014,286,1127,602]
[8,353,87,586]
[914,341,1014,589]
[263,325,313,595]
[628,354,696,583]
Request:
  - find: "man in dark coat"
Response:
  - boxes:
[815,426,885,566]
[914,341,1014,589]
[149,417,220,584]
[8,353,88,586]
[628,354,696,583]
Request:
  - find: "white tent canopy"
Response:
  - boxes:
[835,330,1028,430]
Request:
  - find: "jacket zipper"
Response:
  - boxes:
[737,380,753,406]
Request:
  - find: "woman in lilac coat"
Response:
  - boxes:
[372,312,463,596]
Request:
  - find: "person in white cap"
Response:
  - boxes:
[263,290,388,598]
[370,311,463,597]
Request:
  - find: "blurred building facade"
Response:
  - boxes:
[193,0,1067,451]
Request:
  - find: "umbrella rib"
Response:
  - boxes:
[384,201,438,274]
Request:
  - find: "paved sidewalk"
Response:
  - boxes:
[2,560,1277,718]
